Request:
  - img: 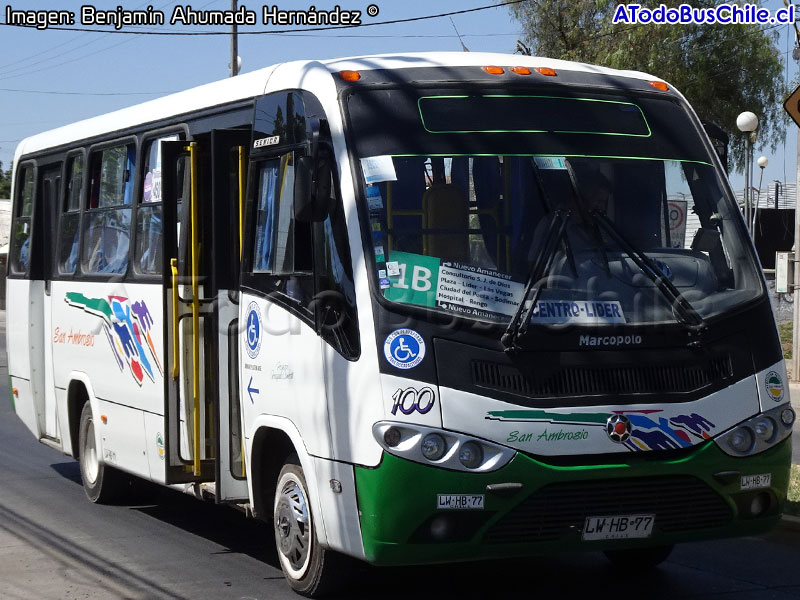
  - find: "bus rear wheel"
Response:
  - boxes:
[603,544,674,569]
[78,402,122,503]
[273,457,350,597]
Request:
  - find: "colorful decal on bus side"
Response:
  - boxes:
[64,292,163,385]
[485,408,715,452]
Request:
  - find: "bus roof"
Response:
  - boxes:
[14,52,662,163]
[319,51,658,82]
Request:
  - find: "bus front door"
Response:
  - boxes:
[210,128,251,502]
[159,133,251,502]
[160,140,215,484]
[38,165,61,441]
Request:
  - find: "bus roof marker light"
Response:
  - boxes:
[536,67,557,76]
[649,81,669,91]
[338,70,361,82]
[510,66,531,75]
[482,65,504,75]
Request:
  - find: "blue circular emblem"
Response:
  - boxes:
[245,301,262,359]
[383,329,425,370]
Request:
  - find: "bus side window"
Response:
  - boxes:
[134,135,179,275]
[83,143,135,276]
[312,163,360,360]
[57,153,83,275]
[249,153,314,317]
[9,165,34,275]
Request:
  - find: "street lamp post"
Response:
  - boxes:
[230,0,240,77]
[753,155,768,233]
[736,111,759,234]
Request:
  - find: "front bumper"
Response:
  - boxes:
[354,437,791,566]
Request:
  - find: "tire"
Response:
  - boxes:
[78,402,123,504]
[604,544,674,569]
[273,457,351,597]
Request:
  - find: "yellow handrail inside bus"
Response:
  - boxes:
[187,142,202,477]
[170,258,179,379]
[238,146,245,259]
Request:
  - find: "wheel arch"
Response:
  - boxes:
[247,415,330,547]
[65,372,100,459]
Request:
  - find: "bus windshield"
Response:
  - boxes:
[346,87,763,328]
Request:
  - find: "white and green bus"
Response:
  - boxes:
[7,52,794,596]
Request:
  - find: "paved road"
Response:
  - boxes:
[4,320,800,598]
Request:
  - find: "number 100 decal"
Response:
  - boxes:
[391,386,436,415]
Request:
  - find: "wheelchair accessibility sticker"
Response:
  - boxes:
[384,329,425,370]
[245,301,262,359]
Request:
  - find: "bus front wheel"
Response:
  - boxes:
[273,457,350,597]
[78,402,122,503]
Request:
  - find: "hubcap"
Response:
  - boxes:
[83,419,99,484]
[275,478,311,577]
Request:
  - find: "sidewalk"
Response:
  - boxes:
[790,382,800,419]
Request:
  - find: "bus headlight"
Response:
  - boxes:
[715,404,793,457]
[421,433,447,461]
[754,417,776,442]
[727,427,754,454]
[458,441,484,469]
[372,422,516,473]
[383,426,402,447]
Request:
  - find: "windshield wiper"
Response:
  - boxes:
[590,210,706,329]
[501,208,570,350]
[564,161,611,277]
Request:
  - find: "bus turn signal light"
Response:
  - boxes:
[482,65,504,75]
[338,70,361,82]
[649,81,669,91]
[11,388,18,397]
[536,67,557,76]
[510,66,531,75]
[101,415,108,424]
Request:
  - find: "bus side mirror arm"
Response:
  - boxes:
[295,118,333,222]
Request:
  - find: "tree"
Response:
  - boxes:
[505,0,786,171]
[0,161,11,199]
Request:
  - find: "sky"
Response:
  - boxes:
[0,0,798,195]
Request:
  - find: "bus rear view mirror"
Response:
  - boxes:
[294,153,332,222]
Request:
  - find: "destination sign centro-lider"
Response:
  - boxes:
[530,300,626,324]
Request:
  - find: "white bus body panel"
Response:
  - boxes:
[440,374,762,455]
[755,359,790,412]
[264,61,387,467]
[42,288,59,439]
[50,281,165,414]
[8,278,43,438]
[49,280,165,477]
[239,293,331,458]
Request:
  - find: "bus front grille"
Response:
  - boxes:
[471,354,732,399]
[485,476,732,543]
